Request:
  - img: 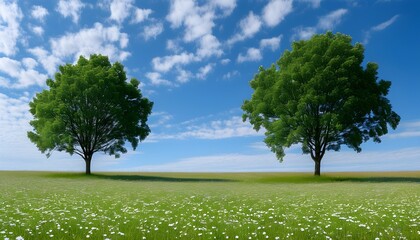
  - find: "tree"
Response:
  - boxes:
[28,54,153,175]
[242,32,400,176]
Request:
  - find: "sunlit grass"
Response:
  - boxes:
[0,171,419,239]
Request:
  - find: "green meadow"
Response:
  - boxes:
[0,171,419,239]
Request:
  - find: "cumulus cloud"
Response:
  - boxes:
[28,23,130,75]
[363,15,399,44]
[0,92,32,146]
[50,23,129,60]
[292,26,317,40]
[197,34,223,59]
[196,64,213,79]
[237,48,262,63]
[31,5,49,22]
[132,8,152,23]
[109,0,133,23]
[292,8,347,40]
[0,0,23,56]
[57,0,85,24]
[262,0,293,27]
[145,72,173,87]
[166,0,234,43]
[166,0,195,28]
[260,35,282,51]
[143,22,163,40]
[221,59,231,65]
[31,26,44,36]
[0,57,47,88]
[176,68,192,84]
[152,52,196,73]
[146,0,230,86]
[228,11,262,45]
[166,39,183,53]
[100,0,152,25]
[27,47,62,76]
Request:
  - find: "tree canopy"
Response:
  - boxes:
[242,32,400,176]
[28,54,153,174]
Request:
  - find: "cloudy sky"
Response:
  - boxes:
[1,0,419,173]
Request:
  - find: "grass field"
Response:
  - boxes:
[0,171,419,239]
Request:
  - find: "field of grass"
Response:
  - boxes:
[0,171,419,239]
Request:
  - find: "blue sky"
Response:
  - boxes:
[1,0,419,173]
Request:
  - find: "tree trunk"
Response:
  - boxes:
[314,160,321,176]
[84,155,92,175]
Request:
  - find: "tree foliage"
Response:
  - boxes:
[28,54,153,174]
[242,32,400,175]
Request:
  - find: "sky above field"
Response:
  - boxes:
[1,0,420,173]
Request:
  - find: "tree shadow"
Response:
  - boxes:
[332,177,420,183]
[92,174,235,183]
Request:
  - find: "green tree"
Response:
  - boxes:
[242,32,400,176]
[28,54,153,174]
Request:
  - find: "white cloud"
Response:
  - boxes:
[262,0,293,27]
[228,11,262,45]
[149,112,174,128]
[150,0,231,82]
[166,0,195,28]
[299,0,321,8]
[166,39,183,53]
[109,0,133,23]
[197,34,223,58]
[166,0,235,43]
[363,15,399,44]
[292,26,317,40]
[152,52,196,72]
[260,35,282,51]
[28,47,62,76]
[372,15,399,31]
[237,48,262,63]
[176,68,192,84]
[50,23,130,62]
[221,59,231,65]
[22,58,38,69]
[196,64,213,79]
[145,72,173,87]
[0,93,41,161]
[57,0,85,24]
[210,0,236,16]
[0,0,23,56]
[223,70,239,80]
[184,11,215,42]
[151,116,263,141]
[292,9,347,40]
[143,22,163,40]
[388,120,420,139]
[132,8,152,23]
[28,23,130,76]
[317,8,348,30]
[31,5,49,22]
[0,57,47,88]
[31,26,44,36]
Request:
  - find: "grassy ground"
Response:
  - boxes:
[0,171,419,239]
